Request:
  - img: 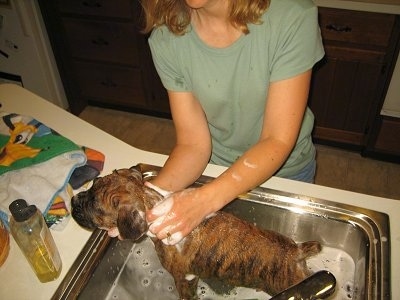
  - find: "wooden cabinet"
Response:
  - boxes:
[38,0,169,116]
[39,3,400,159]
[308,8,400,150]
[364,116,400,162]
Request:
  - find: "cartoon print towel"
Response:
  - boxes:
[0,112,86,230]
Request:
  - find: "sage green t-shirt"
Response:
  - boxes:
[149,0,325,178]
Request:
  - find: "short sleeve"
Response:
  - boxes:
[148,27,191,92]
[269,5,325,82]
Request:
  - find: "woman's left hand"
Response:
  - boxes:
[146,187,212,245]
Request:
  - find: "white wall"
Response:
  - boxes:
[381,52,400,118]
[0,0,68,109]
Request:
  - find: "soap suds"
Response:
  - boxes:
[231,172,242,182]
[162,231,184,246]
[243,158,258,169]
[151,197,174,217]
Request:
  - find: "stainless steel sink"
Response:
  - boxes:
[52,164,390,299]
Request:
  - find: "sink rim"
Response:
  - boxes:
[52,163,390,300]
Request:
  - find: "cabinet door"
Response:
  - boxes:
[72,61,148,108]
[61,18,140,66]
[363,115,400,163]
[55,0,133,18]
[309,47,385,146]
[38,0,170,116]
[309,8,398,147]
[373,117,400,155]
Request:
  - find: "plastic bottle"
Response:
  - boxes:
[9,199,62,283]
[0,219,10,267]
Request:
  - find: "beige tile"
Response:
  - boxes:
[79,106,175,154]
[315,146,350,191]
[386,163,400,200]
[346,157,389,197]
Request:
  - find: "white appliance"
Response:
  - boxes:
[0,0,67,109]
[381,52,400,118]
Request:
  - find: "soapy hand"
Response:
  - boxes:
[147,187,213,245]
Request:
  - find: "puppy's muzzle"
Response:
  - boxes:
[71,191,98,230]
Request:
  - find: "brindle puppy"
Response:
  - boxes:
[71,167,321,299]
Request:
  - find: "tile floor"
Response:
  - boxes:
[79,106,400,200]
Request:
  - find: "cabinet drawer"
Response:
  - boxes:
[62,19,140,66]
[73,62,147,107]
[374,117,400,154]
[318,8,395,48]
[56,0,133,19]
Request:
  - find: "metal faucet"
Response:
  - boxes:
[270,270,336,300]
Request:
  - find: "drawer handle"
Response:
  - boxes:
[91,37,109,46]
[325,24,352,33]
[100,79,117,87]
[82,1,102,8]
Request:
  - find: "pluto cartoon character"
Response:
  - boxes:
[0,114,42,167]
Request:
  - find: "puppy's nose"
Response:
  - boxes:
[70,202,97,230]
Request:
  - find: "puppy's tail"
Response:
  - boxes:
[297,241,322,260]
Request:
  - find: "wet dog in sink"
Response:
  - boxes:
[71,167,321,299]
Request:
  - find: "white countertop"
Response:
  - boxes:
[0,84,399,299]
[314,0,400,14]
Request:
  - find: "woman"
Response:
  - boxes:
[140,0,325,244]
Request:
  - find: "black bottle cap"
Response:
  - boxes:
[9,199,37,222]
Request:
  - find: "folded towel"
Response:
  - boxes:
[69,146,105,189]
[0,112,86,230]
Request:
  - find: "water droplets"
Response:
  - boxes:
[141,258,151,268]
[134,247,144,258]
[141,277,151,287]
[344,281,354,299]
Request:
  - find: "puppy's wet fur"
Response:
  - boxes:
[71,167,321,299]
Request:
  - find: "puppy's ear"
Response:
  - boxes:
[128,166,143,181]
[117,207,147,240]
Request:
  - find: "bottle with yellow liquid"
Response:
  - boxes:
[9,199,62,283]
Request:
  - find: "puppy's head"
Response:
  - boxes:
[71,167,151,240]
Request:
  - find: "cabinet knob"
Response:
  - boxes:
[82,1,102,8]
[91,37,109,46]
[325,24,352,33]
[100,79,117,87]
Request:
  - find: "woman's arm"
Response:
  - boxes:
[202,70,312,207]
[150,90,212,192]
[147,70,312,242]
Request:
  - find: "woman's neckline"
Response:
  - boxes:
[188,23,246,54]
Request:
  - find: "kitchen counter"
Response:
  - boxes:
[314,0,400,14]
[0,83,399,299]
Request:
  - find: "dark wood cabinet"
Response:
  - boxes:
[39,2,400,159]
[38,0,169,116]
[309,7,400,155]
[309,8,400,151]
[364,115,400,162]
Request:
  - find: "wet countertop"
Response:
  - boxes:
[0,84,399,300]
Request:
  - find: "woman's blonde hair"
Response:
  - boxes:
[140,0,270,35]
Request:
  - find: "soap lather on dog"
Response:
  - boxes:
[71,167,323,299]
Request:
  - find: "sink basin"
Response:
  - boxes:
[53,164,390,299]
